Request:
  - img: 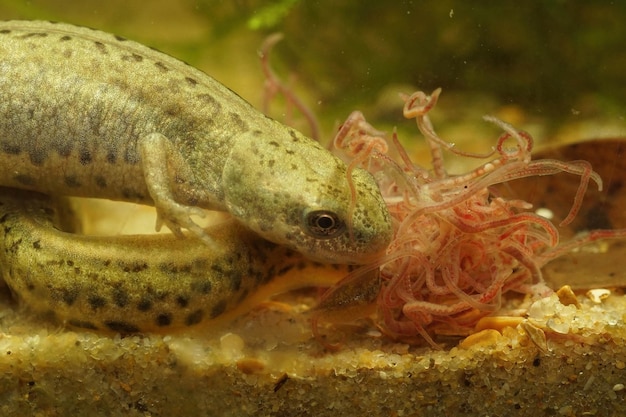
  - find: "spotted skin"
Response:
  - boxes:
[0,20,392,264]
[0,188,350,332]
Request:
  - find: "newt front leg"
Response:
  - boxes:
[139,132,212,245]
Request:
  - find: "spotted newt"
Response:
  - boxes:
[0,20,392,264]
[0,188,351,332]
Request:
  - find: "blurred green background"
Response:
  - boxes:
[0,0,623,151]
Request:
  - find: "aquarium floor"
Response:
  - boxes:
[1,281,626,417]
[1,200,625,417]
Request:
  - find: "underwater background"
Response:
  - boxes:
[0,0,622,148]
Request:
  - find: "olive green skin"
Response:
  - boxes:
[0,20,392,264]
[0,188,351,332]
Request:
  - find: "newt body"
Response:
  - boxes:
[0,20,392,264]
[0,188,350,332]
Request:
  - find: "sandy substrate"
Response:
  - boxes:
[1,277,626,417]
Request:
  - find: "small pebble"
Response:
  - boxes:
[586,288,611,304]
[556,285,580,308]
[220,332,245,356]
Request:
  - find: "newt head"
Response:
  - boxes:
[222,127,392,264]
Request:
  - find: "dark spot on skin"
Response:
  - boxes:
[105,321,139,333]
[156,313,172,327]
[64,175,81,188]
[66,260,74,267]
[55,142,73,157]
[79,149,92,165]
[61,288,78,306]
[94,41,107,54]
[106,151,117,164]
[28,149,47,166]
[121,188,145,201]
[59,35,71,41]
[176,296,189,308]
[94,176,107,188]
[277,265,294,276]
[164,105,180,117]
[159,263,191,275]
[114,35,127,42]
[185,309,204,326]
[0,30,11,34]
[124,147,140,165]
[268,141,280,147]
[1,142,21,154]
[118,261,148,273]
[211,264,225,275]
[185,77,198,86]
[68,319,98,330]
[191,279,212,295]
[14,175,35,186]
[263,266,276,281]
[88,295,107,310]
[230,113,247,131]
[21,32,48,38]
[154,62,169,72]
[32,240,42,250]
[122,53,143,62]
[137,299,152,312]
[210,300,227,318]
[197,94,222,112]
[244,265,256,280]
[112,288,129,307]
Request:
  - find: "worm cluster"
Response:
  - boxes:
[330,88,615,347]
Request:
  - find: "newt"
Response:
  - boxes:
[0,20,392,265]
[0,188,351,332]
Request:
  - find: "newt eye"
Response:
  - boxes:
[304,210,345,239]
